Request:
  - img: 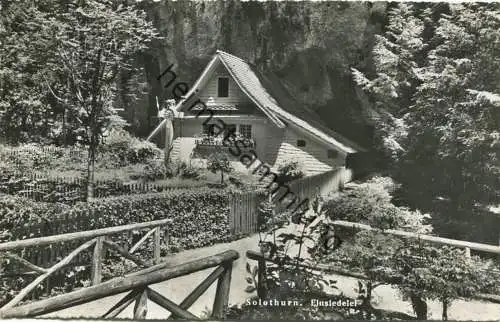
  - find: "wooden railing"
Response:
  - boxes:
[195,137,256,148]
[0,250,239,319]
[0,219,173,310]
[247,220,500,304]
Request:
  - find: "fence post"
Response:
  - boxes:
[212,261,233,319]
[134,288,148,319]
[153,226,161,264]
[228,194,234,235]
[91,236,105,285]
[257,258,267,299]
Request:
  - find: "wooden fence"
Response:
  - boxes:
[287,166,353,201]
[247,219,500,307]
[228,191,263,235]
[0,146,86,162]
[0,219,173,310]
[0,248,238,319]
[1,174,195,202]
[227,167,354,235]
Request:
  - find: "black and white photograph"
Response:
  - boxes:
[0,0,499,320]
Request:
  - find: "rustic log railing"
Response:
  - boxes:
[0,218,173,310]
[247,219,500,304]
[0,250,239,319]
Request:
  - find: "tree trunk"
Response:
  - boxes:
[86,143,95,201]
[220,171,224,184]
[364,281,374,318]
[410,294,427,320]
[442,299,449,321]
[366,281,372,302]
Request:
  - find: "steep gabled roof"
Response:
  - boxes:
[150,50,365,153]
[217,50,365,153]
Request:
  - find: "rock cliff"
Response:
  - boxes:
[123,0,387,147]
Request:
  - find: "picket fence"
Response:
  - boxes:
[0,146,86,163]
[228,167,353,235]
[2,174,194,202]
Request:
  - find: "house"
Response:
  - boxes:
[148,50,365,176]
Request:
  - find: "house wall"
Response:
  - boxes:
[197,65,251,105]
[271,124,347,176]
[171,116,346,177]
[172,116,272,173]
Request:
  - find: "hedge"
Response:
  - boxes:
[0,189,239,305]
[1,188,233,247]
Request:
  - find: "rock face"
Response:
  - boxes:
[123,1,386,147]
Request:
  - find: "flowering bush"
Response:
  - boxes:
[276,161,304,183]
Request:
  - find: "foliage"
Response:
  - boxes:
[276,161,305,183]
[141,159,169,181]
[180,165,201,180]
[241,195,353,320]
[351,3,425,164]
[319,175,500,319]
[0,188,232,246]
[207,151,233,184]
[353,2,500,242]
[391,243,498,320]
[324,176,432,232]
[0,144,86,174]
[401,4,500,218]
[0,187,239,304]
[0,0,160,199]
[99,129,162,168]
[0,174,209,203]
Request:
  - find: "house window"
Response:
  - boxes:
[239,124,252,139]
[327,149,339,159]
[297,139,306,147]
[217,77,229,97]
[226,124,237,137]
[203,124,219,137]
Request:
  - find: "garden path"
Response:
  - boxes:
[43,226,500,320]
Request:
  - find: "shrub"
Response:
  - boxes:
[99,129,162,167]
[0,188,236,305]
[0,144,82,173]
[0,189,232,247]
[207,151,232,184]
[276,161,304,183]
[142,159,169,181]
[324,176,431,233]
[180,166,200,179]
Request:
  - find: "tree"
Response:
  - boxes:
[351,3,426,165]
[320,176,500,320]
[207,150,233,184]
[403,3,500,208]
[321,177,433,319]
[353,3,500,242]
[7,0,159,199]
[392,243,495,320]
[0,2,61,143]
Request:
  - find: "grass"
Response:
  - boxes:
[0,142,265,192]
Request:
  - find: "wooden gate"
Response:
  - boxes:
[229,191,262,235]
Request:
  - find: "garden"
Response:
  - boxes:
[228,177,500,320]
[1,0,499,319]
[0,125,274,308]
